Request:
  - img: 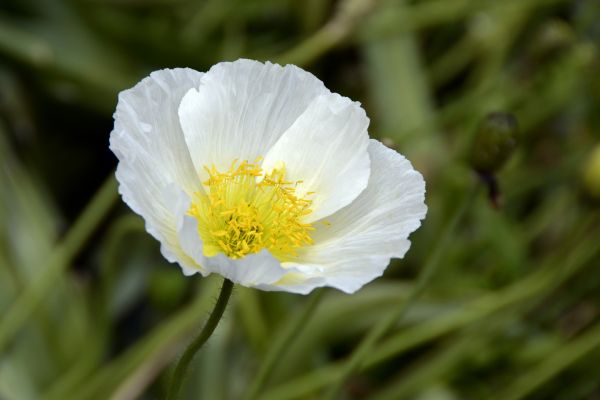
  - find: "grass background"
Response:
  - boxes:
[1,0,599,399]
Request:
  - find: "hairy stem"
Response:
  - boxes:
[166,278,234,400]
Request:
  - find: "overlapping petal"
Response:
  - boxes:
[177,59,328,181]
[269,140,427,293]
[261,93,370,223]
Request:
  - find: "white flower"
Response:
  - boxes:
[110,59,427,294]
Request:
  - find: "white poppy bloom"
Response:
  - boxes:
[110,59,427,294]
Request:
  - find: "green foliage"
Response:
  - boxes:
[0,0,599,399]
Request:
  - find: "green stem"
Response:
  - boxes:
[495,321,600,400]
[323,183,479,399]
[57,278,222,400]
[262,214,600,400]
[166,278,234,400]
[276,0,378,66]
[44,215,146,400]
[0,173,118,355]
[371,331,484,400]
[244,288,326,400]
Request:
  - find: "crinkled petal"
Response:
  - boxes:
[177,59,328,180]
[109,68,204,273]
[205,251,289,286]
[261,93,370,223]
[256,273,326,294]
[266,140,427,293]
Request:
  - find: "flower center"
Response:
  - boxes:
[188,160,314,260]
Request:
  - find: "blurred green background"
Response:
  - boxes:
[1,0,600,399]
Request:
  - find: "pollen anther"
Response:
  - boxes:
[188,160,313,260]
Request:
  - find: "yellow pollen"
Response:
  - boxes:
[188,159,314,260]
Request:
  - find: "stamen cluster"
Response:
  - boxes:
[189,160,314,260]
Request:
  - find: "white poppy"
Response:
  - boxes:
[110,59,427,294]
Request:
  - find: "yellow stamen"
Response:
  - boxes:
[188,160,314,260]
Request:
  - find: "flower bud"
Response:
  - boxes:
[582,144,600,200]
[532,19,575,60]
[470,112,519,174]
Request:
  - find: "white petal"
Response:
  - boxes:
[204,251,288,287]
[110,68,204,272]
[176,199,209,276]
[305,140,426,261]
[280,256,392,294]
[256,273,326,295]
[261,93,370,223]
[177,59,328,179]
[271,140,427,294]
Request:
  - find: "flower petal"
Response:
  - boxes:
[177,59,328,180]
[205,251,288,286]
[268,139,427,294]
[109,68,204,272]
[261,93,370,223]
[255,273,326,294]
